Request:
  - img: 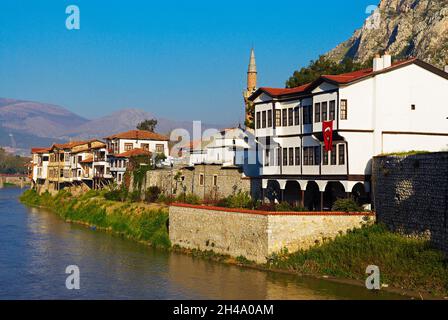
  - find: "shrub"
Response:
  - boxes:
[226,191,255,209]
[104,187,128,202]
[128,190,142,202]
[157,193,174,204]
[332,198,363,212]
[145,186,161,203]
[275,202,294,212]
[184,193,201,205]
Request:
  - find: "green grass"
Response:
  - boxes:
[267,224,448,296]
[379,150,430,157]
[20,189,170,249]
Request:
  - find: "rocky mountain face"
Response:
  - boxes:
[327,0,448,68]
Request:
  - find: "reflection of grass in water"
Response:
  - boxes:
[20,189,170,249]
[268,224,448,297]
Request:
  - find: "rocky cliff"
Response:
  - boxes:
[327,0,448,68]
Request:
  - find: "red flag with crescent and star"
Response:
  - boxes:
[323,121,333,152]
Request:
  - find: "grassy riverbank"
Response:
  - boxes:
[267,224,448,297]
[20,189,448,297]
[20,189,170,249]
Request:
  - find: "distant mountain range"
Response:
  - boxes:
[0,98,227,155]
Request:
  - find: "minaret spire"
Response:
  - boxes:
[247,48,257,91]
[243,48,258,129]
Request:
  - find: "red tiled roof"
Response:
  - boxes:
[31,147,51,154]
[258,83,311,97]
[52,140,90,150]
[80,156,93,164]
[105,130,169,141]
[114,148,152,158]
[250,58,419,99]
[321,58,417,84]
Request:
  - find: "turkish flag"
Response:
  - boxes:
[323,121,333,152]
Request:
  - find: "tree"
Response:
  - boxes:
[137,119,158,132]
[285,56,372,88]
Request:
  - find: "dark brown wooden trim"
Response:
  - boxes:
[261,174,371,182]
[382,131,448,137]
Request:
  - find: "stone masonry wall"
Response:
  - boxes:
[139,165,261,200]
[169,204,373,263]
[372,152,448,253]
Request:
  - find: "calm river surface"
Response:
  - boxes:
[0,187,407,300]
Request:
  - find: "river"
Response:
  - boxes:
[0,187,407,300]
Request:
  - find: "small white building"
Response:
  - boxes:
[250,55,448,210]
[31,147,50,187]
[104,129,169,156]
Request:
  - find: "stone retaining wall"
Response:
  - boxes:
[169,204,374,263]
[372,152,448,253]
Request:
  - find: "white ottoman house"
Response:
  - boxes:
[249,55,448,210]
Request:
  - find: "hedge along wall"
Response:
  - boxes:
[372,152,448,254]
[169,203,374,263]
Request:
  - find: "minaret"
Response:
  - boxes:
[243,48,257,128]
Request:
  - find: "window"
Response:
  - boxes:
[314,146,321,165]
[322,102,328,121]
[411,104,416,111]
[282,109,287,127]
[303,147,320,165]
[275,110,281,127]
[118,173,122,183]
[303,106,312,125]
[156,144,164,153]
[265,149,270,166]
[323,149,329,165]
[213,175,218,186]
[294,107,300,125]
[267,110,273,127]
[262,111,267,128]
[295,147,300,165]
[329,100,336,121]
[288,108,293,126]
[199,174,204,186]
[256,112,261,129]
[338,144,345,165]
[141,143,149,151]
[331,145,337,165]
[340,100,347,120]
[77,156,82,163]
[289,147,294,166]
[283,148,288,166]
[124,143,133,151]
[314,103,321,123]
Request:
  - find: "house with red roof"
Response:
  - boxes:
[249,54,448,210]
[104,129,169,184]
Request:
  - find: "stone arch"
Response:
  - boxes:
[284,181,302,206]
[304,181,320,211]
[352,182,370,205]
[266,180,281,203]
[323,181,347,210]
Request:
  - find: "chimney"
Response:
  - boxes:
[373,54,384,72]
[383,53,392,69]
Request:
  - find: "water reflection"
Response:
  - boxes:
[0,188,408,300]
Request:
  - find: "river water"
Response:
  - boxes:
[0,187,407,300]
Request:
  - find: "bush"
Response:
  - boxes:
[332,198,363,212]
[104,187,128,202]
[226,191,255,209]
[157,193,174,204]
[128,190,142,202]
[175,193,201,205]
[145,186,161,203]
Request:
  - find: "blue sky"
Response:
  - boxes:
[0,0,376,124]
